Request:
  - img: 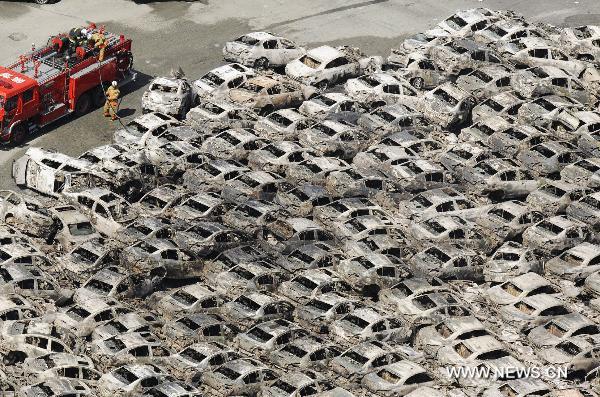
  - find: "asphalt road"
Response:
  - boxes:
[1,0,600,190]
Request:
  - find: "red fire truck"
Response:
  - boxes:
[0,24,135,145]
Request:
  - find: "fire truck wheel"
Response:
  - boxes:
[74,93,92,117]
[11,124,27,145]
[92,86,107,108]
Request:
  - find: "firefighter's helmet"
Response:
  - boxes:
[112,81,118,87]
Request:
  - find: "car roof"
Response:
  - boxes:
[307,46,344,63]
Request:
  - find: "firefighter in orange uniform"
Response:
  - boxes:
[104,81,120,121]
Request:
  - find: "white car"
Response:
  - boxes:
[112,112,180,146]
[223,31,306,69]
[344,73,419,108]
[141,77,196,119]
[192,63,254,99]
[285,45,383,89]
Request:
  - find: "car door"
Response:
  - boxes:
[12,156,30,186]
[36,160,63,196]
[417,59,436,86]
[92,201,112,234]
[280,39,302,62]
[324,57,350,84]
[261,39,279,61]
[242,370,261,394]
[528,48,550,68]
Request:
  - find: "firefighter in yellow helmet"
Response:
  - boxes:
[103,81,120,121]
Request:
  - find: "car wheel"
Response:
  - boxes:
[254,57,270,70]
[11,124,27,145]
[74,92,92,116]
[410,77,424,90]
[34,0,51,4]
[4,215,15,226]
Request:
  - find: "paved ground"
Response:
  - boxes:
[1,0,600,190]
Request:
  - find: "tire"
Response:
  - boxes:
[34,0,51,4]
[74,92,92,116]
[254,57,270,70]
[4,215,15,226]
[410,77,424,90]
[578,54,594,62]
[92,86,107,108]
[10,124,27,145]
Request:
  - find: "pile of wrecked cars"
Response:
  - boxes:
[4,8,600,397]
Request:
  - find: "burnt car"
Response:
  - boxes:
[113,112,181,146]
[228,75,315,116]
[522,215,590,254]
[483,241,541,283]
[149,283,226,320]
[361,360,435,396]
[285,45,382,89]
[63,188,138,237]
[162,313,238,351]
[221,292,294,328]
[545,242,600,281]
[295,292,363,334]
[462,158,538,201]
[142,76,196,119]
[298,92,360,118]
[561,158,600,189]
[193,63,255,99]
[186,99,259,130]
[172,221,251,258]
[167,342,240,385]
[223,32,306,69]
[330,307,409,346]
[254,109,313,141]
[330,340,421,385]
[407,244,485,281]
[344,73,419,108]
[0,190,54,238]
[202,358,278,397]
[120,238,198,280]
[298,118,370,160]
[90,331,172,370]
[415,83,475,129]
[567,192,600,231]
[201,128,267,163]
[46,205,102,251]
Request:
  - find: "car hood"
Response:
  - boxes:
[286,60,317,79]
[144,91,179,105]
[527,326,560,348]
[229,89,256,104]
[192,80,216,96]
[224,41,251,56]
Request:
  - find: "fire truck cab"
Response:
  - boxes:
[0,25,135,145]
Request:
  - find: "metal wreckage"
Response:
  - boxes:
[4,8,600,397]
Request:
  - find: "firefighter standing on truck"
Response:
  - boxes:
[104,81,120,121]
[92,31,107,62]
